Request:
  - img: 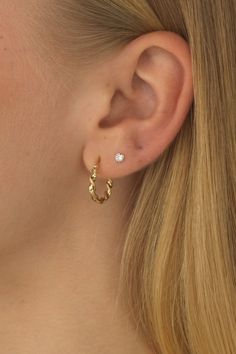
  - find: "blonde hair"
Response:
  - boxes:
[42,1,236,352]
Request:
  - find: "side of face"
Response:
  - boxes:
[0,1,193,253]
[0,1,89,251]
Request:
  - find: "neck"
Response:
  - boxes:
[0,173,153,353]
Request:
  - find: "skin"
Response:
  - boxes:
[0,1,193,353]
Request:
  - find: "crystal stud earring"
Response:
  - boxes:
[115,152,125,163]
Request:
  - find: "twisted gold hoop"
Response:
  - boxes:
[89,156,113,204]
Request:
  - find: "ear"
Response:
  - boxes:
[82,31,193,178]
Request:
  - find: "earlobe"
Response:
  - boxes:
[82,31,193,179]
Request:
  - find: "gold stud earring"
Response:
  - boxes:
[89,156,113,204]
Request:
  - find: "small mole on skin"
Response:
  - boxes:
[0,35,4,39]
[3,47,7,51]
[134,140,144,150]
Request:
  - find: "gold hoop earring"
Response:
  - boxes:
[89,156,113,204]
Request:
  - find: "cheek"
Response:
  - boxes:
[0,2,38,108]
[0,37,30,110]
[0,30,78,252]
[0,4,86,252]
[0,3,76,170]
[0,32,50,165]
[0,7,64,163]
[0,22,71,200]
[0,10,47,137]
